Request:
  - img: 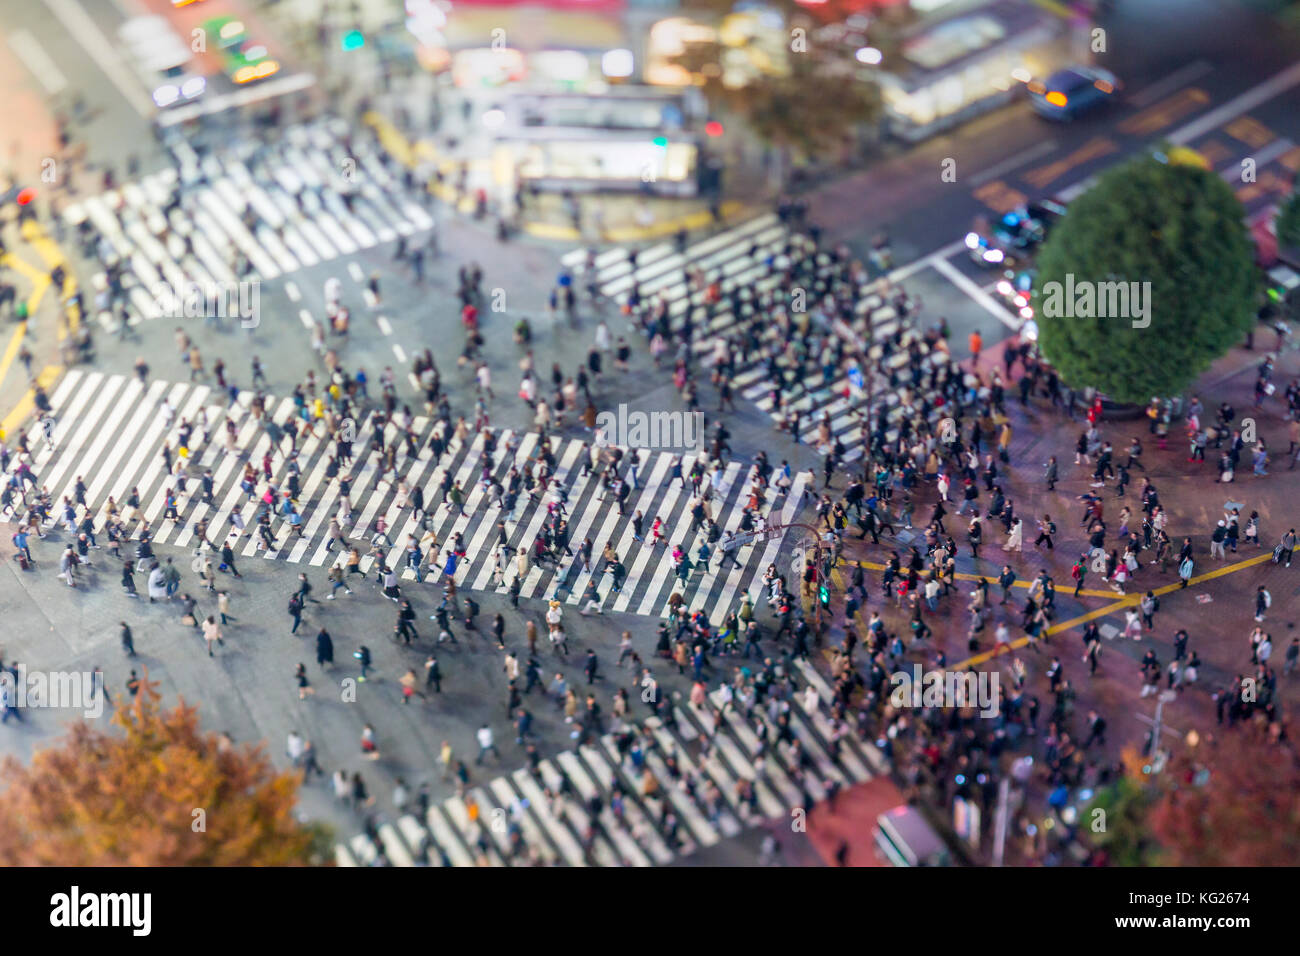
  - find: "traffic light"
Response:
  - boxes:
[819,584,830,607]
[340,30,365,51]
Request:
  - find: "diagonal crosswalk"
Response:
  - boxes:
[11,371,802,622]
[65,119,435,332]
[335,657,882,866]
[563,216,967,464]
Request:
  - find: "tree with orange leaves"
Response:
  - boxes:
[1144,727,1300,867]
[1086,730,1300,866]
[0,671,326,866]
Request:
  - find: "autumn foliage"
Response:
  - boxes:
[0,674,320,865]
[1145,729,1300,867]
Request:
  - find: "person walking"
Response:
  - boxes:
[316,628,334,669]
[202,616,224,657]
[475,723,500,764]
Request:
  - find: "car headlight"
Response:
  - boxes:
[153,85,180,107]
[182,77,206,98]
[965,232,981,250]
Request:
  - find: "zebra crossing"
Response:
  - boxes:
[14,371,804,623]
[335,658,887,866]
[563,216,961,462]
[65,118,434,332]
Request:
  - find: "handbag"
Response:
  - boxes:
[181,614,196,626]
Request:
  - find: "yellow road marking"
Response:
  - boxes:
[971,180,1028,215]
[0,364,61,440]
[1023,137,1119,189]
[1223,116,1275,149]
[952,552,1273,669]
[1117,87,1211,136]
[0,322,28,396]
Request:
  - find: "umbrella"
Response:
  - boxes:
[1223,500,1244,511]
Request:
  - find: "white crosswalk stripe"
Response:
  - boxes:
[334,661,873,866]
[569,216,968,463]
[9,374,797,617]
[63,122,435,333]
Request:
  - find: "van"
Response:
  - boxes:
[875,804,950,867]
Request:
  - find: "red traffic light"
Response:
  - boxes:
[16,188,34,205]
[705,121,723,137]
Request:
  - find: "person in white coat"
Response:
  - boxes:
[1004,517,1023,552]
[147,563,168,602]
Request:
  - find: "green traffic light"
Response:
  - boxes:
[652,136,668,149]
[341,30,365,51]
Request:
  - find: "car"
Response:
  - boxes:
[1028,66,1119,121]
[202,15,280,84]
[117,16,205,110]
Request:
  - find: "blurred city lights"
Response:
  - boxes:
[602,49,634,79]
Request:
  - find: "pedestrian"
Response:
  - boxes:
[316,628,334,668]
[120,621,135,656]
[475,723,500,764]
[202,616,224,657]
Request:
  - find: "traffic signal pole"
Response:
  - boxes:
[765,520,828,634]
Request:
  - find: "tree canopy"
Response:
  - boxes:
[0,674,322,865]
[1086,730,1300,866]
[1276,187,1300,251]
[1034,151,1257,404]
[670,0,886,158]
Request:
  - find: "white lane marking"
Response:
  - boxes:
[299,309,313,328]
[377,315,392,335]
[968,140,1058,188]
[8,29,67,94]
[932,257,1020,331]
[1128,60,1214,108]
[1220,137,1295,181]
[285,281,301,302]
[40,0,154,118]
[393,343,406,363]
[1170,61,1300,145]
[348,262,364,282]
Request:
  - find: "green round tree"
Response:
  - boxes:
[1034,151,1257,404]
